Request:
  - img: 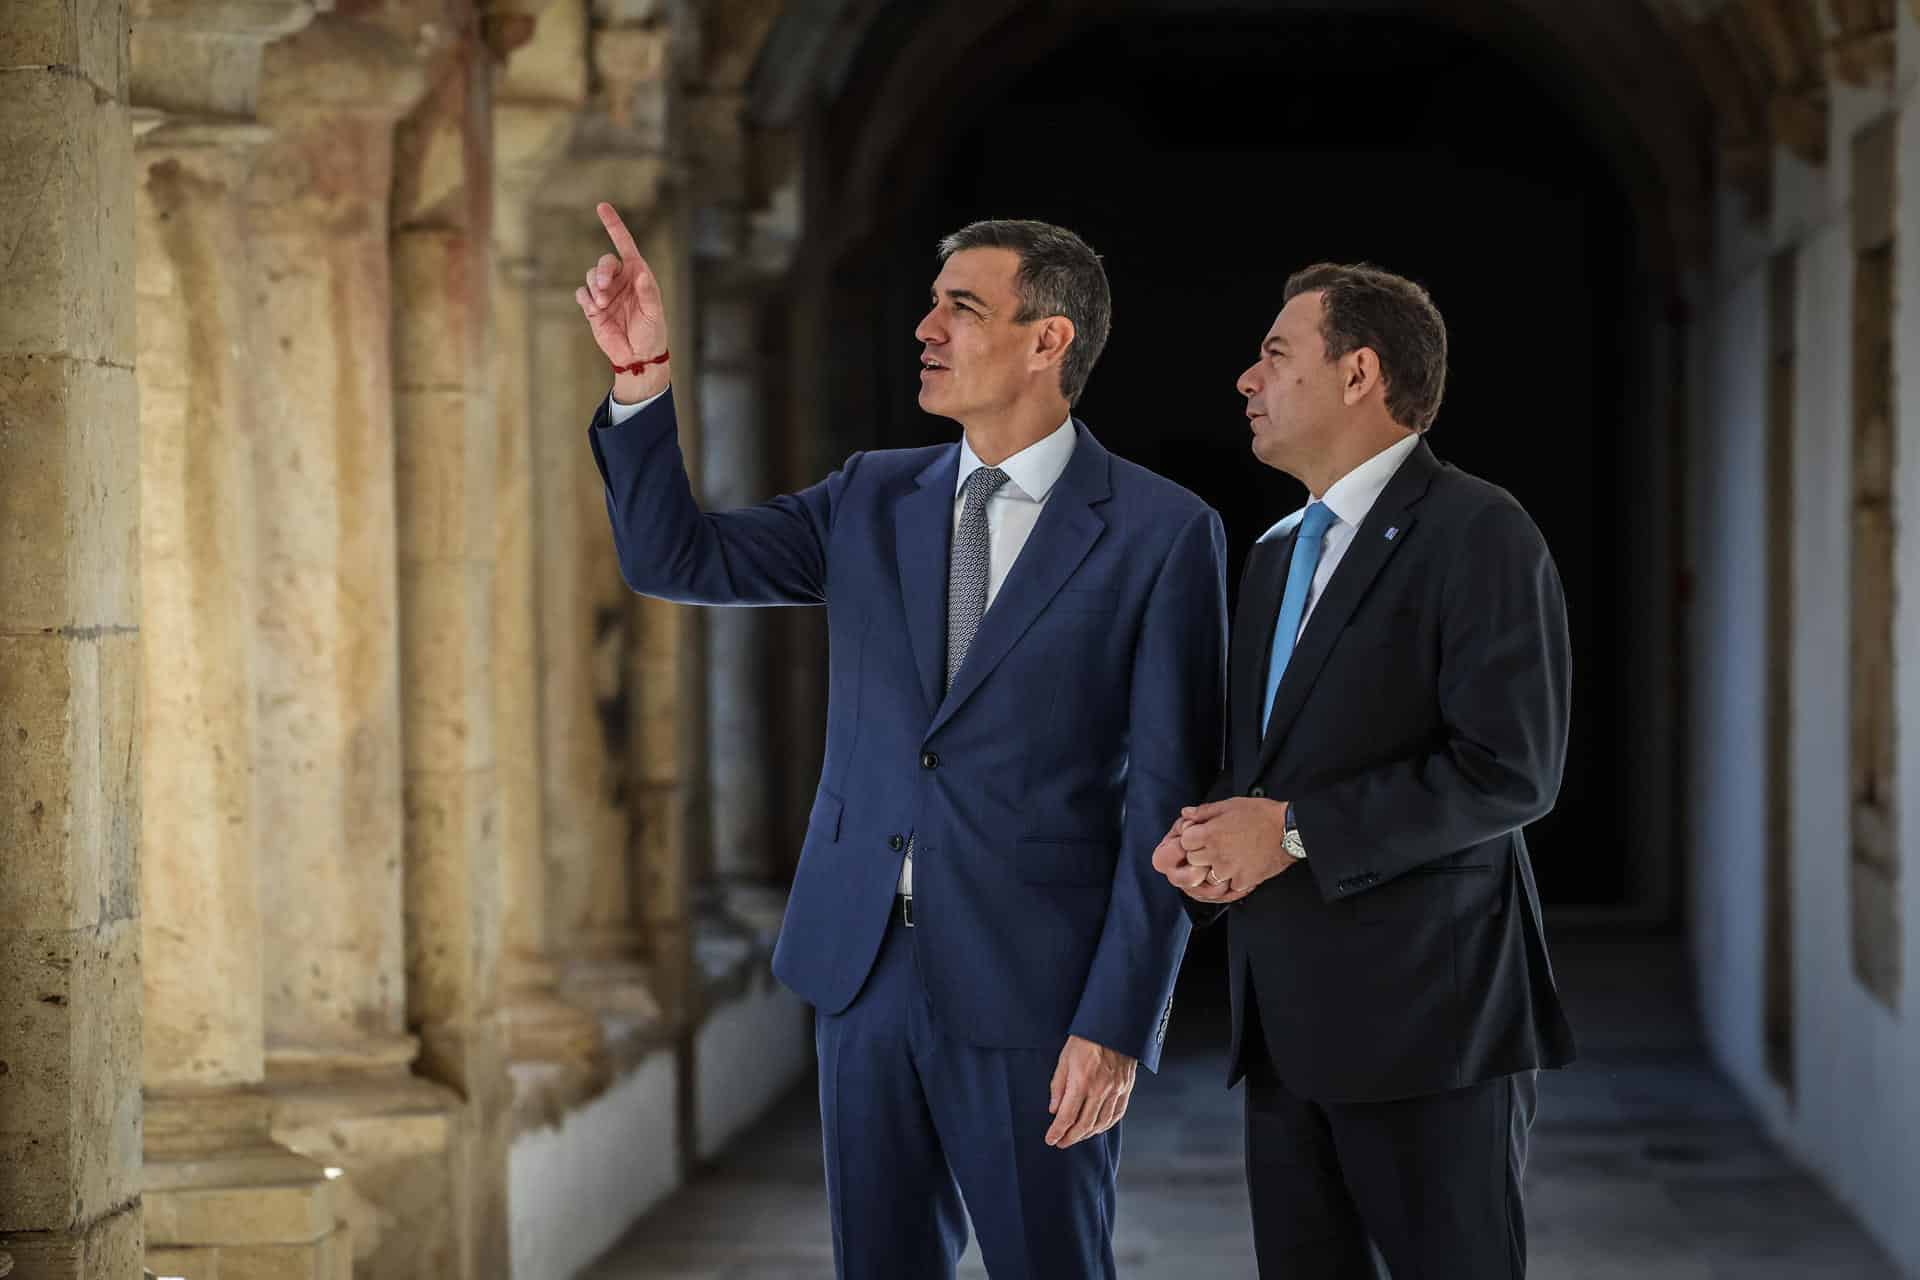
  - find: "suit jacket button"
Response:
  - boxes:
[889,834,904,851]
[1249,785,1266,799]
[920,751,939,770]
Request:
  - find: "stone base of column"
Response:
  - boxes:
[262,1060,463,1280]
[501,954,604,1065]
[143,1089,350,1280]
[0,1205,142,1280]
[560,927,665,1018]
[500,959,611,1131]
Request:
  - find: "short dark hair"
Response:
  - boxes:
[1283,263,1448,433]
[937,220,1112,405]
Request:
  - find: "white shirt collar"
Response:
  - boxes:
[956,416,1077,503]
[1260,433,1422,541]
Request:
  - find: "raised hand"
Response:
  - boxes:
[576,201,672,402]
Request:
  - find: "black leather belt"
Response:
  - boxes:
[894,893,915,928]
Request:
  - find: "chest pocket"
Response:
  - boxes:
[1050,587,1119,615]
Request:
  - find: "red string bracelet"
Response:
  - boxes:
[612,349,670,376]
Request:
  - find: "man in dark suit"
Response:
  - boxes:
[578,205,1226,1279]
[1153,263,1576,1278]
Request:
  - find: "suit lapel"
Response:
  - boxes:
[928,423,1110,738]
[1256,441,1441,771]
[894,446,959,718]
[1231,536,1293,771]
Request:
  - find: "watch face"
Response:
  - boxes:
[1283,830,1307,859]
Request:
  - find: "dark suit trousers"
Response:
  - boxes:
[815,915,1120,1280]
[1240,977,1536,1279]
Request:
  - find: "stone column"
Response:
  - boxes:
[631,202,708,1028]
[529,160,671,1043]
[130,6,352,1276]
[246,17,462,1280]
[0,2,143,1274]
[699,290,775,889]
[389,30,513,1276]
[492,0,603,1078]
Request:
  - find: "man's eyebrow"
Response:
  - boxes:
[936,288,993,312]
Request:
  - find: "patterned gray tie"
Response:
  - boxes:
[946,465,1011,690]
[905,465,1010,894]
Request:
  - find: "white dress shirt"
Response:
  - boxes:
[607,390,1078,895]
[1259,432,1422,643]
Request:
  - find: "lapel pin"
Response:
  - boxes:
[1385,526,1399,541]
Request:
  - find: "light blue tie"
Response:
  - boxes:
[1263,501,1337,735]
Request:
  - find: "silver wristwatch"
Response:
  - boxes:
[1282,804,1307,860]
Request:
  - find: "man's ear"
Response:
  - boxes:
[1343,347,1383,407]
[1033,316,1078,372]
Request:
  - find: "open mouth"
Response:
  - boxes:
[920,355,948,376]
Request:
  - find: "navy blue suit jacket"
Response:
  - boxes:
[590,392,1227,1069]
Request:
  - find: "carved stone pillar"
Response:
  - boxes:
[389,27,517,1274]
[698,290,775,888]
[132,7,354,1274]
[492,0,604,1077]
[247,17,462,1279]
[686,83,802,911]
[0,2,144,1273]
[528,159,670,1038]
[631,201,708,1025]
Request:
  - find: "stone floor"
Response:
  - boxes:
[586,935,1899,1279]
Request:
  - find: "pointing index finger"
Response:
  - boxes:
[596,201,644,264]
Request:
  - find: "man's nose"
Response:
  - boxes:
[1236,364,1262,398]
[915,308,943,344]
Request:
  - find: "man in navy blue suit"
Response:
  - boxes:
[577,204,1227,1278]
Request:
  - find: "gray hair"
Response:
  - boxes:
[936,219,1112,406]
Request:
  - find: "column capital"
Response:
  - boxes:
[131,0,318,121]
[591,21,672,138]
[258,13,433,125]
[134,114,273,152]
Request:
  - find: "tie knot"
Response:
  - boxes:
[1300,501,1336,540]
[964,466,1011,505]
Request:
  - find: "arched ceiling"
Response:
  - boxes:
[742,0,1907,271]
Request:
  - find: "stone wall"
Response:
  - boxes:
[1,0,146,1273]
[1688,3,1920,1273]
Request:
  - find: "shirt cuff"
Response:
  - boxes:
[606,385,670,425]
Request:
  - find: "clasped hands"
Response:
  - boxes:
[1151,797,1301,904]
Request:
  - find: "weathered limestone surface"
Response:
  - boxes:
[529,173,666,1038]
[137,123,272,1100]
[132,6,356,1267]
[244,15,464,1279]
[391,26,515,1277]
[0,1,144,1274]
[493,0,605,1081]
[249,12,423,1071]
